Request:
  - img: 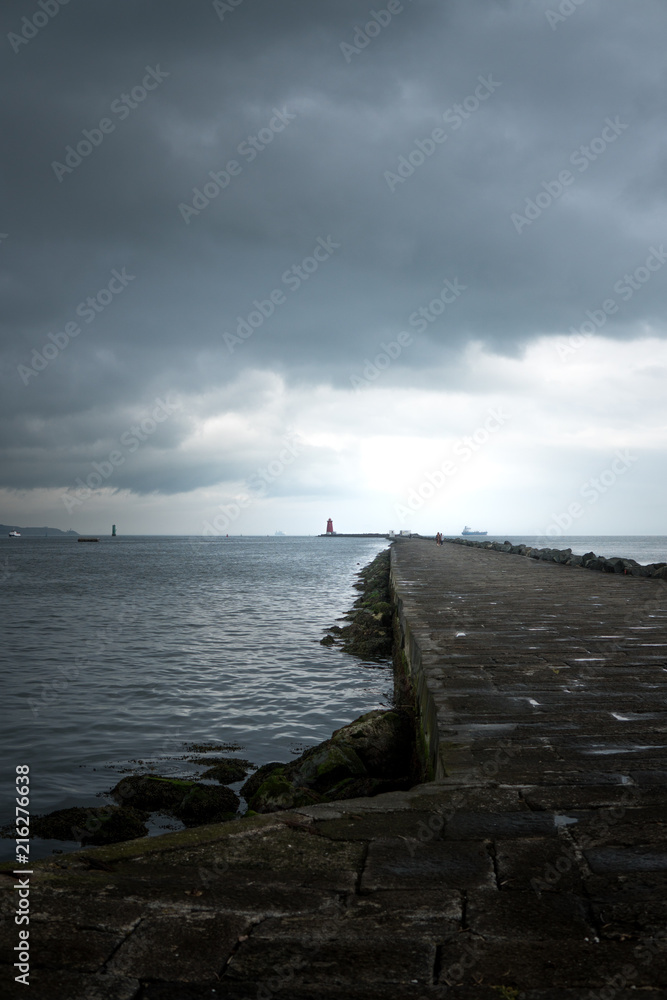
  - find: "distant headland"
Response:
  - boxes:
[1,523,79,536]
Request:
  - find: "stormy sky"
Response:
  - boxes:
[1,0,666,536]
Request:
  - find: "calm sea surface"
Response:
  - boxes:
[0,535,392,860]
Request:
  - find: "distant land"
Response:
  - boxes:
[1,524,79,536]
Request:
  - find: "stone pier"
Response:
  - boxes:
[2,538,667,998]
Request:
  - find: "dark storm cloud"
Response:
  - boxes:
[1,0,666,494]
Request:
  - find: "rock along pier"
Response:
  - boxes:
[2,537,667,998]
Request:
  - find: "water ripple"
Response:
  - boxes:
[0,536,391,858]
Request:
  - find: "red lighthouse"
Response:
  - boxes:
[326,518,334,534]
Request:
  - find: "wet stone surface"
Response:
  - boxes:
[2,538,667,997]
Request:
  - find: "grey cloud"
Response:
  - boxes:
[1,0,666,499]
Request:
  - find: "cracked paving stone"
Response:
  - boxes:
[2,969,140,1000]
[495,836,586,893]
[438,935,667,989]
[141,986,447,1000]
[346,888,462,926]
[465,887,595,940]
[521,785,646,811]
[444,810,561,839]
[312,810,440,842]
[584,847,667,873]
[0,920,124,974]
[137,987,222,1000]
[361,837,495,891]
[170,828,366,892]
[223,914,439,986]
[106,912,249,982]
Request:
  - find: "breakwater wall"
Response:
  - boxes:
[445,535,667,578]
[390,544,446,780]
[389,534,667,785]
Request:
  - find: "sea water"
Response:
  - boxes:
[0,535,392,860]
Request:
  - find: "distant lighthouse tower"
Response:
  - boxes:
[326,518,334,535]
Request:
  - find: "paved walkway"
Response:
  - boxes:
[2,538,667,998]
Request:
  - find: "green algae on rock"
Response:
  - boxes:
[241,708,416,813]
[189,757,254,783]
[183,741,244,753]
[321,548,393,659]
[110,774,239,826]
[21,805,148,846]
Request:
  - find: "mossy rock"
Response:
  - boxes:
[176,784,239,826]
[291,743,366,793]
[110,774,239,826]
[239,762,286,802]
[321,549,393,660]
[243,708,417,814]
[332,708,414,780]
[246,773,322,813]
[198,758,253,784]
[29,806,148,846]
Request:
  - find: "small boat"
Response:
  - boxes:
[8,530,21,537]
[461,525,487,536]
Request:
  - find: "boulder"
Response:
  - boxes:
[196,758,253,784]
[241,709,416,814]
[238,770,321,812]
[331,708,414,778]
[239,762,286,803]
[322,550,393,659]
[605,557,636,574]
[29,806,148,846]
[110,775,239,826]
